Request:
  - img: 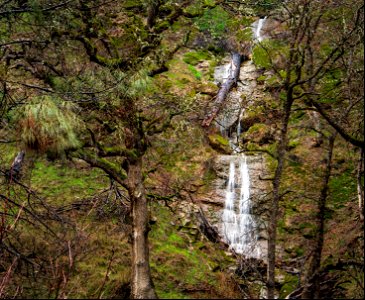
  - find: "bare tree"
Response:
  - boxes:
[253,0,364,297]
[301,132,337,299]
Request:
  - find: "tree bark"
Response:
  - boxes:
[301,133,336,299]
[357,149,364,221]
[7,150,25,180]
[147,0,160,29]
[202,52,242,127]
[267,96,293,299]
[129,158,157,299]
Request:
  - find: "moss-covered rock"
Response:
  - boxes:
[243,123,274,146]
[207,134,231,154]
[183,50,212,66]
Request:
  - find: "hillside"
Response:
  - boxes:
[0,0,363,299]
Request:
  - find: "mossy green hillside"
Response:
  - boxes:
[150,203,239,299]
[30,159,108,204]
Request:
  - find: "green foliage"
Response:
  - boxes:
[250,0,282,14]
[16,95,83,154]
[252,39,289,73]
[1,1,363,298]
[252,42,272,69]
[236,26,254,43]
[195,6,232,39]
[318,69,343,103]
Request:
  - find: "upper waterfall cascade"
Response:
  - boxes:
[253,17,267,42]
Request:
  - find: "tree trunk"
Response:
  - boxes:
[147,0,160,29]
[202,52,242,127]
[308,110,323,146]
[357,149,364,221]
[301,133,336,299]
[7,150,25,180]
[129,158,157,299]
[267,97,293,299]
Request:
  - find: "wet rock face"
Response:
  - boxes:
[215,59,260,138]
[200,153,270,260]
[199,48,271,260]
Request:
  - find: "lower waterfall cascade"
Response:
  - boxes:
[221,155,262,258]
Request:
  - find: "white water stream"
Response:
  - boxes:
[221,155,262,258]
[254,17,267,42]
[219,18,267,258]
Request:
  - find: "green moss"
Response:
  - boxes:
[257,75,267,82]
[0,144,17,165]
[149,203,236,299]
[211,134,229,146]
[183,3,203,17]
[187,64,202,80]
[297,222,316,239]
[122,0,143,9]
[279,273,299,298]
[295,247,304,257]
[30,160,108,204]
[329,168,357,208]
[244,123,274,148]
[207,134,231,154]
[183,50,212,66]
[155,20,170,32]
[246,123,268,135]
[288,139,299,149]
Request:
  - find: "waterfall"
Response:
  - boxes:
[254,17,267,42]
[221,155,261,258]
[217,18,269,259]
[237,109,244,143]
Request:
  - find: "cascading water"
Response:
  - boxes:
[218,17,268,259]
[254,17,267,42]
[221,155,261,258]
